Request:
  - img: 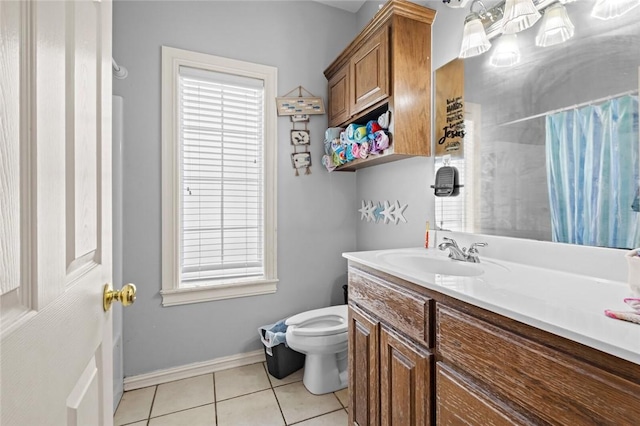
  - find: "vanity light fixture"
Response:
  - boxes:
[454,0,638,65]
[535,2,575,47]
[490,34,521,67]
[459,0,494,58]
[443,0,472,8]
[591,0,640,20]
[501,0,542,34]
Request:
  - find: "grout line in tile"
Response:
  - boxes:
[271,378,303,388]
[148,402,216,421]
[214,386,276,404]
[334,390,347,409]
[265,363,288,425]
[286,408,346,426]
[212,372,218,425]
[119,420,147,426]
[147,385,158,422]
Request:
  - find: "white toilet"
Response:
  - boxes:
[285,305,348,395]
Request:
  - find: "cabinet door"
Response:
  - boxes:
[436,363,533,426]
[350,26,389,115]
[328,63,350,127]
[380,327,432,426]
[437,304,640,425]
[349,306,380,426]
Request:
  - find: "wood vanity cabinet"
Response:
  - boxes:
[347,262,640,426]
[349,266,434,425]
[324,0,435,171]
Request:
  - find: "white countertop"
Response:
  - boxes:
[343,247,640,365]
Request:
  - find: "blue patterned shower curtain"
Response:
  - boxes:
[545,95,640,248]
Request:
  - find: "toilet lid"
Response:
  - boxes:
[286,305,348,337]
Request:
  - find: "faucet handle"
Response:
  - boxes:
[442,237,459,248]
[468,242,488,252]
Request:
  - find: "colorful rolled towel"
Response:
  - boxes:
[366,120,382,139]
[331,139,342,154]
[371,130,390,153]
[378,111,391,129]
[359,141,370,159]
[351,142,360,159]
[345,142,356,162]
[340,131,348,145]
[325,127,343,142]
[346,123,367,142]
[322,154,336,172]
[324,128,343,155]
[354,126,367,142]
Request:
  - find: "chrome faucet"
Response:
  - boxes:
[438,237,488,263]
[465,242,488,263]
[438,237,467,261]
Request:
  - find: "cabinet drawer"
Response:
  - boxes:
[437,304,640,425]
[436,363,533,426]
[349,268,432,347]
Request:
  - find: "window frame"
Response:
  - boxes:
[161,46,278,307]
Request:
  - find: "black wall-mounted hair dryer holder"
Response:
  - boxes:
[431,165,463,197]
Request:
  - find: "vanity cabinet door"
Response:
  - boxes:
[328,63,350,127]
[380,326,432,426]
[436,363,533,426]
[350,26,389,115]
[349,306,380,426]
[437,304,640,425]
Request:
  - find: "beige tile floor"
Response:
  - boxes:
[114,362,349,426]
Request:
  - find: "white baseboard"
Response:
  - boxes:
[123,349,266,391]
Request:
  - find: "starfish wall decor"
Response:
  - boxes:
[358,200,408,224]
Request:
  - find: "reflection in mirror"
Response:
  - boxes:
[436,0,640,248]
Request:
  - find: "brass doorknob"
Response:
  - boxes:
[103,283,137,311]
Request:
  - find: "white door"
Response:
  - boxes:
[1,1,117,425]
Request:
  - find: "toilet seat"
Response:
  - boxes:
[286,305,348,337]
[284,304,349,394]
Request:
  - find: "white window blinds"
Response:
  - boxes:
[179,66,265,286]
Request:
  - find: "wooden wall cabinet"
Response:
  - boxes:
[328,63,350,128]
[324,0,436,171]
[347,263,640,426]
[350,26,389,116]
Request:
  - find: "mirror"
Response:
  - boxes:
[436,0,640,248]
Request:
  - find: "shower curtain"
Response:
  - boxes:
[545,94,640,248]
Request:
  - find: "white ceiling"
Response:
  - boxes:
[313,0,368,13]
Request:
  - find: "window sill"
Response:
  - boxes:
[161,279,278,307]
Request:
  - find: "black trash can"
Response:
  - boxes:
[343,284,348,304]
[259,322,305,379]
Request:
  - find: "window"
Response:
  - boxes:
[161,46,278,306]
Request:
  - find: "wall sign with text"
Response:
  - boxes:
[435,59,465,157]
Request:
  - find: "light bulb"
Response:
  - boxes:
[459,13,492,58]
[502,0,542,34]
[536,3,575,47]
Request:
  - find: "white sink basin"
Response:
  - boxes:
[376,251,488,277]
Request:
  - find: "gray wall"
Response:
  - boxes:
[113,0,358,377]
[113,0,470,377]
[354,1,467,251]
